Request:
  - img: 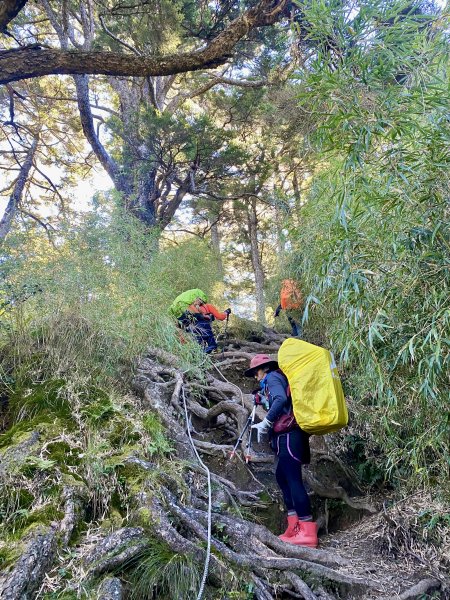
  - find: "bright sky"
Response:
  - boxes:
[0,166,112,218]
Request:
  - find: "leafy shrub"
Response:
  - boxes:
[284,0,449,492]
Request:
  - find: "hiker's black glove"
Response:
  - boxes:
[224,308,231,315]
[274,306,281,318]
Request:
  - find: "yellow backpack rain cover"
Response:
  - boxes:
[278,338,348,435]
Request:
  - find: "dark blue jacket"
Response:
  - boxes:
[262,370,291,424]
[263,370,311,464]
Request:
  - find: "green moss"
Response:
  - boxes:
[107,417,141,448]
[100,508,123,531]
[0,421,39,451]
[3,504,63,538]
[46,441,81,467]
[134,507,152,527]
[9,378,71,422]
[0,543,22,569]
[0,414,78,463]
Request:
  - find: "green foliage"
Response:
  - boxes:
[125,539,201,600]
[0,205,224,544]
[142,413,174,457]
[285,0,449,491]
[0,202,222,402]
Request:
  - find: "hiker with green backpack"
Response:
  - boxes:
[169,288,231,354]
[245,338,348,548]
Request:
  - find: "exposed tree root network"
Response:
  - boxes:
[0,332,448,599]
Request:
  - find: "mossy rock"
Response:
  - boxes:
[0,428,41,475]
[0,422,40,452]
[0,415,82,477]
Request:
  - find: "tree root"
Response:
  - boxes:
[59,484,87,546]
[128,345,389,596]
[97,576,124,600]
[284,572,319,599]
[3,341,439,599]
[82,527,150,580]
[224,338,280,352]
[304,468,377,514]
[0,525,58,600]
[381,578,441,600]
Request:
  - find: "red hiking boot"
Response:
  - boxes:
[286,521,318,548]
[278,515,299,542]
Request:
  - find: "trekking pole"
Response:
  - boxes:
[221,313,230,357]
[244,404,257,463]
[229,403,256,460]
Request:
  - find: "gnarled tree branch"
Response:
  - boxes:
[0,0,289,84]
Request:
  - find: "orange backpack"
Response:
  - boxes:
[280,279,303,310]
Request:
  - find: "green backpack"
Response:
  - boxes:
[169,289,207,318]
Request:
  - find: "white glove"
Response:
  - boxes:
[251,418,272,443]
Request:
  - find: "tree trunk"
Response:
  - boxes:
[292,167,303,221]
[273,199,285,259]
[0,136,38,242]
[210,218,224,277]
[0,0,28,33]
[248,197,266,324]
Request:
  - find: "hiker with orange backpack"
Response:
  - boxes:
[274,279,303,337]
[244,354,319,548]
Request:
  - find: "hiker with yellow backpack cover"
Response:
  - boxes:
[245,338,348,548]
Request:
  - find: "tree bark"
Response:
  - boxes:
[292,166,303,220]
[210,217,224,276]
[74,75,128,193]
[248,197,266,324]
[0,0,289,84]
[0,136,38,242]
[274,197,285,258]
[0,525,57,600]
[0,0,28,33]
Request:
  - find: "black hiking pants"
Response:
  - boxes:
[274,432,312,518]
